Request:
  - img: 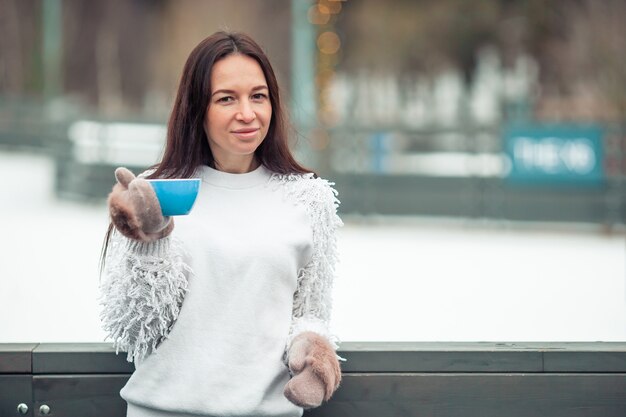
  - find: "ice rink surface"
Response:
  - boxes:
[1,151,625,344]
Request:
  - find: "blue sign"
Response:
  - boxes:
[504,124,604,185]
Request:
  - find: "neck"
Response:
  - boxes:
[213,156,260,174]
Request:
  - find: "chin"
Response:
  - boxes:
[235,138,263,150]
[231,145,260,156]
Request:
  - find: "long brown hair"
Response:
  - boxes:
[100,31,312,275]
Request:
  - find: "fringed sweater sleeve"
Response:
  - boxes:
[98,231,190,365]
[282,176,344,362]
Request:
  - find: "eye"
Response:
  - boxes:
[216,96,234,103]
[252,93,268,101]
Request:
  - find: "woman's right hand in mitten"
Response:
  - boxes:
[107,167,174,242]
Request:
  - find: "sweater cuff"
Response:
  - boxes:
[123,236,172,257]
[285,317,344,363]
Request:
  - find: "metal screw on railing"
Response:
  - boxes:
[16,403,28,415]
[39,404,51,415]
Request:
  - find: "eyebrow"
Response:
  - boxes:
[211,85,269,97]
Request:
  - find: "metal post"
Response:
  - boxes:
[42,0,63,100]
[291,0,317,166]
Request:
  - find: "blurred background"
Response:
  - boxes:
[1,0,625,344]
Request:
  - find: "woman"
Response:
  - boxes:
[99,31,343,417]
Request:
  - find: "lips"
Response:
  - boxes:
[231,127,260,140]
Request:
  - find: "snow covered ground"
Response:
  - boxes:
[1,151,625,344]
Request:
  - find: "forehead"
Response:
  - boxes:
[210,54,267,91]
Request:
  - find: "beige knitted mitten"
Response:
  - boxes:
[107,167,173,242]
[284,331,342,409]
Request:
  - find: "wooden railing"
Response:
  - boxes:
[1,342,625,417]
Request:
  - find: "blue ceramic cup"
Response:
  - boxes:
[146,178,201,216]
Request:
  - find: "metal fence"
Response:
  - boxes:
[1,99,625,227]
[2,342,626,417]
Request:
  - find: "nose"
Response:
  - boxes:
[236,101,256,123]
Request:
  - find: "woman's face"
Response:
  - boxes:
[205,54,272,169]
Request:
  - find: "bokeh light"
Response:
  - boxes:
[317,31,341,55]
[322,0,342,14]
[308,4,331,25]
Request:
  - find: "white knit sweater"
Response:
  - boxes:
[98,164,343,417]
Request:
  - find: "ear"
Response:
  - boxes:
[114,167,136,188]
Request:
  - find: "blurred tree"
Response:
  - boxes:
[336,0,626,123]
[62,0,162,115]
[0,0,24,95]
[0,0,41,96]
[567,0,626,120]
[339,0,501,83]
[2,0,625,125]
[0,0,290,117]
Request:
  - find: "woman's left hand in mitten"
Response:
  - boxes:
[283,331,342,409]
